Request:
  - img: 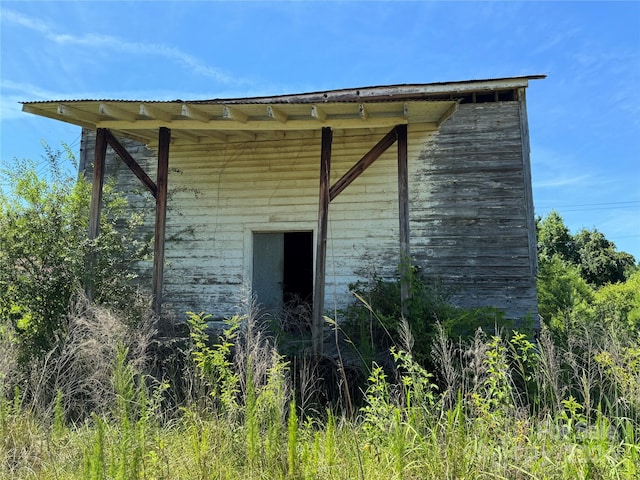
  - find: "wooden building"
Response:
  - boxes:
[22,75,544,352]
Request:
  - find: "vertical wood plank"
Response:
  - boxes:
[86,128,108,301]
[152,127,171,314]
[312,127,332,356]
[397,124,411,315]
[88,128,108,241]
[517,88,540,330]
[517,88,538,277]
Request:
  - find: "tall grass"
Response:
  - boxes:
[0,298,638,479]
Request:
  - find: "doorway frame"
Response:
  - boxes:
[243,223,317,309]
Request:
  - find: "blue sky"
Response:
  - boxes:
[1,1,639,259]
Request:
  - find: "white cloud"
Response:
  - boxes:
[530,144,597,190]
[0,78,273,126]
[2,80,64,100]
[534,174,592,189]
[0,80,66,120]
[1,9,248,86]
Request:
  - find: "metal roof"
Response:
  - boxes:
[21,75,545,145]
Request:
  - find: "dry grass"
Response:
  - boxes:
[1,297,639,479]
[2,292,156,423]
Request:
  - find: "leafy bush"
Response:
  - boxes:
[537,255,595,343]
[538,256,640,345]
[341,271,513,369]
[187,312,240,415]
[592,271,640,335]
[0,145,151,363]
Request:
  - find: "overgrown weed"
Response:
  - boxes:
[1,294,639,478]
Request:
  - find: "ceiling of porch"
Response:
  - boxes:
[22,99,458,146]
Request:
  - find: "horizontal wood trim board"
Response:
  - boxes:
[97,117,414,132]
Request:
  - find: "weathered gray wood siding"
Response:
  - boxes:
[81,96,538,323]
[410,99,538,320]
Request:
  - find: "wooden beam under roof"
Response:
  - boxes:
[359,104,368,121]
[110,129,158,146]
[99,103,138,121]
[223,105,249,123]
[233,130,257,141]
[145,130,236,146]
[181,104,210,122]
[97,116,413,132]
[171,129,201,143]
[139,103,174,122]
[329,126,398,201]
[437,102,458,126]
[206,131,229,142]
[22,104,95,129]
[104,129,158,198]
[57,103,101,124]
[311,105,327,122]
[23,99,456,142]
[266,105,288,123]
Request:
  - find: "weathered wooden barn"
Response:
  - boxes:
[23,75,543,351]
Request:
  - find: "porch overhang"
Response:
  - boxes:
[20,75,546,144]
[22,99,457,146]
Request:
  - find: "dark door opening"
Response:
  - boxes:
[253,231,313,314]
[283,232,313,306]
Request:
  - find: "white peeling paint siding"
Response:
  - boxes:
[160,125,435,319]
[81,97,538,323]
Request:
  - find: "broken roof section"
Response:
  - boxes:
[21,75,545,146]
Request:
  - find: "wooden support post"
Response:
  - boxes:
[312,127,332,356]
[152,127,171,314]
[86,128,108,301]
[397,124,411,316]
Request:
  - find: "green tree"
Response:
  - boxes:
[536,210,577,263]
[537,211,636,286]
[573,228,636,286]
[536,211,638,342]
[537,255,594,341]
[0,145,150,362]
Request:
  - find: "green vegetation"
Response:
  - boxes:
[537,210,636,287]
[536,211,639,343]
[0,154,639,478]
[1,307,638,479]
[341,272,514,372]
[0,146,151,364]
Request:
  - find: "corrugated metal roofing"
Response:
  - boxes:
[22,75,545,105]
[20,75,545,145]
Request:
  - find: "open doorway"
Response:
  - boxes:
[252,231,313,314]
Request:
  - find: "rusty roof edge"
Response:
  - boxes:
[20,74,546,106]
